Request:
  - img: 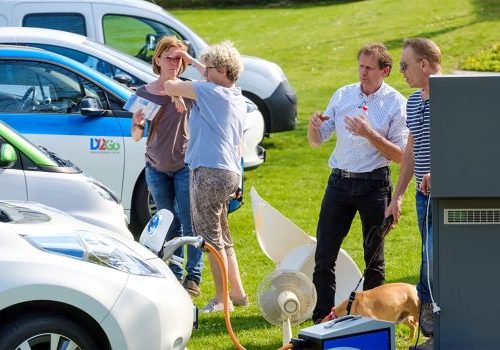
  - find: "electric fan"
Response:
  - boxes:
[257,269,317,345]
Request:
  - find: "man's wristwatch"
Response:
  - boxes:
[134,123,145,130]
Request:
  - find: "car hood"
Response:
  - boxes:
[0,201,158,261]
[241,54,286,82]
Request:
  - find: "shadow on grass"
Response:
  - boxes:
[471,0,500,22]
[194,314,302,349]
[195,314,276,334]
[384,23,476,50]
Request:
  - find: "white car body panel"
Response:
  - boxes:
[0,122,132,238]
[24,168,132,238]
[0,201,193,349]
[0,167,27,200]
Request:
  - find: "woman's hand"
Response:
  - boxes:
[132,109,146,128]
[171,50,193,64]
[172,96,186,113]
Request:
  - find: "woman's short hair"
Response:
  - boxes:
[403,38,441,71]
[152,36,188,75]
[200,41,243,82]
[358,43,393,74]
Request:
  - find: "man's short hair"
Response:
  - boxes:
[403,38,441,71]
[358,43,393,72]
[152,36,188,75]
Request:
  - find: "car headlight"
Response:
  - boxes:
[87,179,120,204]
[24,230,163,277]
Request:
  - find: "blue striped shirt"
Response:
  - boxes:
[320,82,408,172]
[406,90,430,188]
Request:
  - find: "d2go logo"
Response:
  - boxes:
[90,138,121,152]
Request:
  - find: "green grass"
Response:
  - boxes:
[160,1,500,349]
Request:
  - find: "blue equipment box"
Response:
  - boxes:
[298,316,395,350]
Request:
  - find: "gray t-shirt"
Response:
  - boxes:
[186,81,244,175]
[136,85,192,172]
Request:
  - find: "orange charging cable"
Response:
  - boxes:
[205,242,246,350]
[204,243,296,350]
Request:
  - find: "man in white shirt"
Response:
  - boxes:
[308,43,408,324]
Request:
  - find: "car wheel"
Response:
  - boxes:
[131,175,157,237]
[0,314,99,350]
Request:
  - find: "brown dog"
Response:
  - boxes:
[321,283,419,341]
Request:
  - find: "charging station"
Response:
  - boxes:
[298,316,395,350]
[431,74,500,349]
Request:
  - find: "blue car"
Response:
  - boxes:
[0,45,242,234]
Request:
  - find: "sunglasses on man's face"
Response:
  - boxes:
[400,59,424,72]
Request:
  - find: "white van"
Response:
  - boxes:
[0,0,297,134]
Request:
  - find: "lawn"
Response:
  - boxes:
[166,1,500,349]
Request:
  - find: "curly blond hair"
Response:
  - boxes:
[200,41,243,82]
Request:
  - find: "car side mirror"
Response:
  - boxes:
[114,73,133,87]
[0,143,17,168]
[81,96,105,116]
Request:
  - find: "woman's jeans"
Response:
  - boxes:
[416,190,433,303]
[145,164,203,283]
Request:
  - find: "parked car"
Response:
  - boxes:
[0,200,194,349]
[0,45,258,232]
[0,27,265,170]
[0,120,132,239]
[0,0,298,133]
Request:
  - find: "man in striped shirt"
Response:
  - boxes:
[308,43,408,324]
[385,38,442,350]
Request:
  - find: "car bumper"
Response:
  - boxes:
[264,79,297,133]
[242,108,265,169]
[101,272,194,350]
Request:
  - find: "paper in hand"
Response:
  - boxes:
[124,94,161,121]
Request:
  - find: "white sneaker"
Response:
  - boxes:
[201,298,234,313]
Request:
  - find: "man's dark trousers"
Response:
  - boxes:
[312,167,391,322]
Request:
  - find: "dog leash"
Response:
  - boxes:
[346,215,394,315]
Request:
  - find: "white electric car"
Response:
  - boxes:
[0,27,266,171]
[0,0,298,134]
[0,201,194,350]
[0,120,132,239]
[0,44,262,232]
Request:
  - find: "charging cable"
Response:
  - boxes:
[204,242,246,350]
[425,192,441,314]
[412,190,441,349]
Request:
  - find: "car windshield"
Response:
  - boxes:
[37,145,80,170]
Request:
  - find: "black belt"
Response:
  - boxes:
[332,167,389,180]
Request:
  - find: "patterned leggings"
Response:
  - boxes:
[189,167,240,254]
